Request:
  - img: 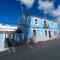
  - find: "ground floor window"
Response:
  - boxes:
[33,30,36,37]
[54,31,56,35]
[48,30,51,38]
[45,30,47,36]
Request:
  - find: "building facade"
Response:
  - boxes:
[18,14,58,43]
[54,18,60,38]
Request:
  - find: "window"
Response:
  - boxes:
[44,21,47,26]
[35,19,38,24]
[52,23,53,26]
[33,30,36,37]
[54,31,56,35]
[45,30,47,36]
[44,21,46,23]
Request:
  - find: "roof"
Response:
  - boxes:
[22,13,57,23]
[23,13,40,18]
[0,23,17,32]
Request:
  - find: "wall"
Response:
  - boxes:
[0,33,6,51]
[18,14,59,43]
[28,16,58,42]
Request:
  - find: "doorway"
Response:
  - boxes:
[33,30,36,37]
[32,29,37,42]
[48,30,51,38]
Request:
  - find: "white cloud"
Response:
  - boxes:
[18,0,35,8]
[52,5,60,17]
[51,5,60,27]
[38,0,54,14]
[55,17,60,28]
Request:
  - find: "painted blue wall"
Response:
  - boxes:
[19,15,45,40]
[15,33,24,41]
[30,16,43,28]
[18,14,58,41]
[48,21,58,29]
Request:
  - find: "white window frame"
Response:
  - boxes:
[34,18,38,25]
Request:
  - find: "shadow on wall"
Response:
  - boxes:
[4,38,9,48]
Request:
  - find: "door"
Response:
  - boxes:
[48,30,51,38]
[33,30,36,37]
[33,30,36,41]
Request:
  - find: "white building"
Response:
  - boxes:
[0,24,17,52]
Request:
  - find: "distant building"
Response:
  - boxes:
[54,17,60,38]
[0,24,17,51]
[17,14,59,43]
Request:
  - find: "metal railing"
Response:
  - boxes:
[43,24,49,29]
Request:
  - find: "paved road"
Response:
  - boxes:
[0,38,60,60]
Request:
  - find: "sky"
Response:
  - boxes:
[0,0,60,26]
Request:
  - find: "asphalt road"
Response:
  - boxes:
[0,38,60,60]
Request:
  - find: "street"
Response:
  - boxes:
[0,38,60,60]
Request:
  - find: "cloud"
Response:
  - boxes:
[55,16,60,28]
[38,0,54,14]
[51,5,60,27]
[52,5,60,17]
[18,0,35,8]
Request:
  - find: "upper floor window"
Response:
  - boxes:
[35,19,38,24]
[52,23,53,26]
[44,21,47,26]
[44,21,46,24]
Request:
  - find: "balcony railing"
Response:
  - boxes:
[43,24,49,29]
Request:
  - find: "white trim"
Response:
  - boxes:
[34,18,38,25]
[2,33,5,42]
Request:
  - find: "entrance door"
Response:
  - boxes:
[33,30,36,41]
[33,30,36,37]
[48,30,51,38]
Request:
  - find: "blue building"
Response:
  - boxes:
[17,13,58,43]
[55,18,60,38]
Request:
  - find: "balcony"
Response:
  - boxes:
[43,24,49,29]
